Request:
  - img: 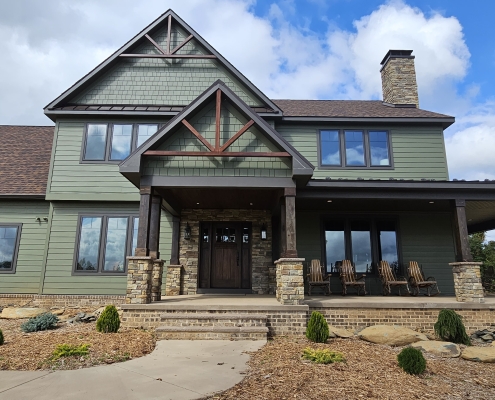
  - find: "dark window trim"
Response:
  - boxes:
[0,223,22,274]
[72,213,138,276]
[317,129,394,170]
[81,123,160,164]
[320,214,401,276]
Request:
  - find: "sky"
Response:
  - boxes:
[1,0,494,238]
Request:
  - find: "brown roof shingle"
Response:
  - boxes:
[0,125,54,196]
[271,100,453,118]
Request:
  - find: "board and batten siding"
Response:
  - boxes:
[0,201,49,294]
[42,202,172,296]
[276,124,449,180]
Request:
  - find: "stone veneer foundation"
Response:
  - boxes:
[275,258,305,305]
[178,209,274,295]
[126,256,153,304]
[450,261,485,303]
[165,265,182,296]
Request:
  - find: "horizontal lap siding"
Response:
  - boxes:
[277,124,449,180]
[0,201,49,294]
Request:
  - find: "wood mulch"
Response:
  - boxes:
[0,318,155,370]
[205,336,495,400]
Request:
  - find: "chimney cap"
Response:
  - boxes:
[380,50,414,65]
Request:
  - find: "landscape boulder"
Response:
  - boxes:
[328,325,354,338]
[359,325,428,346]
[461,346,495,363]
[0,307,49,319]
[411,341,461,358]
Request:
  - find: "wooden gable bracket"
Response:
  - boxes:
[144,89,290,158]
[120,15,217,59]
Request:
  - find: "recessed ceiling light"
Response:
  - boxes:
[196,202,200,205]
[327,200,333,203]
[429,201,435,204]
[468,219,473,222]
[250,202,253,206]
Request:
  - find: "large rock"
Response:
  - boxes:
[0,307,49,319]
[359,325,428,346]
[412,341,461,358]
[328,325,354,338]
[461,346,495,363]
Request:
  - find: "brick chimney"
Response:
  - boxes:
[380,50,419,108]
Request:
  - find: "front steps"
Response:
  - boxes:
[156,312,269,340]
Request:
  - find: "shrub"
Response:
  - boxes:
[21,313,59,333]
[96,305,120,333]
[397,347,426,375]
[306,311,330,343]
[302,347,345,364]
[434,309,471,345]
[0,329,4,345]
[52,344,90,360]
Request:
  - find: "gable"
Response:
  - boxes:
[45,10,280,114]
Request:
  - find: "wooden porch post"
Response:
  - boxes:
[282,187,297,258]
[452,199,473,262]
[148,195,161,259]
[135,186,152,256]
[170,215,180,265]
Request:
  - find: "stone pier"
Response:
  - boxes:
[151,259,164,302]
[165,265,182,296]
[275,258,305,305]
[450,261,485,303]
[126,256,153,304]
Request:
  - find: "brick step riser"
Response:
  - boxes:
[160,319,266,326]
[156,331,267,340]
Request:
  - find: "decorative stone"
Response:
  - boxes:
[0,307,49,319]
[481,334,493,342]
[449,262,484,303]
[359,325,428,346]
[328,325,354,338]
[126,256,154,304]
[165,265,182,296]
[461,346,495,363]
[151,259,164,301]
[411,341,461,358]
[275,258,305,305]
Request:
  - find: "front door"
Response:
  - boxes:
[198,222,251,291]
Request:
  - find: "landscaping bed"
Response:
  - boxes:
[206,336,495,400]
[0,318,155,370]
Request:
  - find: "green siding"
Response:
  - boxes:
[277,124,449,180]
[43,202,172,295]
[70,25,262,107]
[0,201,50,294]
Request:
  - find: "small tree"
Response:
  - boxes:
[306,311,329,343]
[434,309,470,345]
[397,347,426,375]
[96,305,120,333]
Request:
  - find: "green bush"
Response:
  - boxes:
[0,329,4,345]
[96,305,120,333]
[397,347,426,375]
[52,344,90,360]
[21,313,59,333]
[434,309,471,345]
[306,311,330,343]
[302,347,345,364]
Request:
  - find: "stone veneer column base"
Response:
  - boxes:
[275,258,305,305]
[126,257,153,304]
[151,259,164,302]
[165,265,182,296]
[450,261,485,303]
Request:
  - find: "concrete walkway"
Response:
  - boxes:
[0,340,266,400]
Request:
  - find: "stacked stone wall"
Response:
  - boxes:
[381,57,419,107]
[450,262,484,303]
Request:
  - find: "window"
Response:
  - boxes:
[0,224,21,273]
[82,123,159,162]
[323,218,399,274]
[74,215,138,274]
[319,130,391,168]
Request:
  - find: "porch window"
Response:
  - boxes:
[319,129,391,168]
[324,218,399,274]
[0,224,21,273]
[82,123,159,162]
[74,215,138,274]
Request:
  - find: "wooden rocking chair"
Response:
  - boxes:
[378,261,410,296]
[408,261,440,296]
[307,259,331,295]
[338,260,366,296]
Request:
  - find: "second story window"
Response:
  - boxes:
[83,123,159,162]
[319,129,391,168]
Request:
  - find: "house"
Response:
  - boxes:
[1,9,494,312]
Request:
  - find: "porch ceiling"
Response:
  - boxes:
[466,200,495,233]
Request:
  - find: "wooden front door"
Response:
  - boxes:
[199,222,251,290]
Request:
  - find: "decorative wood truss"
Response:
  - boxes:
[120,15,217,59]
[144,89,290,158]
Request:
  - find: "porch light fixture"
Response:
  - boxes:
[261,224,267,240]
[184,223,191,240]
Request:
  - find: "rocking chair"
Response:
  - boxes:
[307,259,331,295]
[338,260,366,296]
[378,261,410,296]
[408,261,440,296]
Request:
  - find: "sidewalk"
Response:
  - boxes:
[0,340,266,400]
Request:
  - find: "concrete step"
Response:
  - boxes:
[156,326,268,340]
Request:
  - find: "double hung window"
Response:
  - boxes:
[74,215,139,274]
[319,130,391,168]
[83,123,159,162]
[0,224,21,273]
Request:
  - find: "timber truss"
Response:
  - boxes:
[120,14,216,60]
